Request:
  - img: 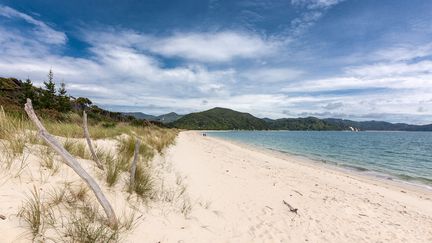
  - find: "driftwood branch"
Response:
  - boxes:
[24,99,117,228]
[83,110,104,170]
[283,200,298,214]
[129,139,141,188]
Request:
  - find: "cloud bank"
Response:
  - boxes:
[0,3,431,124]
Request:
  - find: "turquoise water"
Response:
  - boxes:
[207,131,432,186]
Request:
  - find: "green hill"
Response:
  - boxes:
[122,112,157,121]
[170,107,268,130]
[123,112,183,123]
[324,118,432,131]
[170,107,432,131]
[170,108,345,130]
[157,112,183,123]
[268,117,345,130]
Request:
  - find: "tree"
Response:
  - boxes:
[57,82,71,112]
[75,97,93,110]
[21,78,38,106]
[40,69,56,109]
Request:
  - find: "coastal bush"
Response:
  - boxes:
[102,122,116,128]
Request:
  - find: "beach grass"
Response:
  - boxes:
[1,106,181,241]
[18,182,139,242]
[18,187,44,239]
[39,147,60,175]
[0,107,36,156]
[130,164,153,199]
[104,153,122,187]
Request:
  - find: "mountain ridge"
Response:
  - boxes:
[170,107,268,130]
[168,107,431,131]
[123,112,183,124]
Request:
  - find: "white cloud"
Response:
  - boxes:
[289,0,345,37]
[279,53,432,124]
[0,5,430,124]
[291,0,345,9]
[323,102,343,110]
[282,57,432,93]
[147,32,276,62]
[346,60,432,78]
[0,5,66,45]
[290,11,323,37]
[372,43,432,62]
[0,20,238,101]
[242,68,303,83]
[85,30,278,63]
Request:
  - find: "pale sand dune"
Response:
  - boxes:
[134,131,432,242]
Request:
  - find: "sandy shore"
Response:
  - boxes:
[1,130,432,242]
[155,131,432,242]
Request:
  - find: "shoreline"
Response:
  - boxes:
[163,131,432,242]
[203,130,432,192]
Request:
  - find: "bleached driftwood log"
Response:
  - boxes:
[24,99,117,228]
[129,139,141,188]
[83,110,104,170]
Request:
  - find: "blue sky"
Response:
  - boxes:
[0,0,431,124]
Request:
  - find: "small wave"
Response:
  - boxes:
[395,174,432,185]
[209,131,432,187]
[340,164,369,172]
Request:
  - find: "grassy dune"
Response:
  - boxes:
[0,106,183,242]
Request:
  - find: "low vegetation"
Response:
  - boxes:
[18,187,44,239]
[1,74,165,128]
[130,164,153,198]
[18,183,137,242]
[5,113,178,241]
[0,72,186,242]
[39,147,60,175]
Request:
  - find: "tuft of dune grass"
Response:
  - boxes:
[63,139,91,160]
[39,147,60,175]
[0,106,37,156]
[104,153,122,187]
[130,164,153,199]
[19,183,137,242]
[18,187,44,239]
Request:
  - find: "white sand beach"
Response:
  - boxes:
[1,130,432,242]
[135,131,432,242]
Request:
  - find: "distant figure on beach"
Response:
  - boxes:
[202,133,207,136]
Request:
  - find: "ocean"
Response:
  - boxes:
[207,131,432,187]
